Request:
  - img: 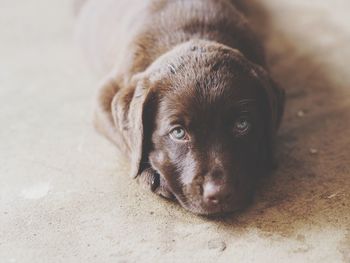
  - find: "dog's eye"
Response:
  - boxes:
[169,126,188,141]
[233,117,251,136]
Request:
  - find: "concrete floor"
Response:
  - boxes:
[1,0,349,262]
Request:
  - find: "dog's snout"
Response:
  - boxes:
[203,181,231,205]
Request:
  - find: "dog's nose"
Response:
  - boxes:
[203,181,231,205]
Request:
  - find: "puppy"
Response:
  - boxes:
[76,0,285,215]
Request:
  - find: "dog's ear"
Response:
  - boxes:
[94,73,157,178]
[263,76,285,134]
[252,65,285,168]
[272,80,285,130]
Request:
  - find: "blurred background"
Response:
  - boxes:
[0,0,349,262]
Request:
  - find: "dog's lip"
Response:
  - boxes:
[153,169,177,193]
[150,172,160,192]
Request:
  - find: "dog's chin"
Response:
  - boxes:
[174,194,249,217]
[184,203,245,217]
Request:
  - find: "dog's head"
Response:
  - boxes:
[102,40,285,215]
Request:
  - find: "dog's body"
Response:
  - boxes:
[77,0,264,76]
[77,0,285,215]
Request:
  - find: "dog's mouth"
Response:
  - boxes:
[151,171,176,200]
[152,169,252,215]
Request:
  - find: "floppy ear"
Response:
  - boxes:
[264,76,285,134]
[94,73,157,178]
[253,65,286,168]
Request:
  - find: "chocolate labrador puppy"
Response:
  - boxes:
[76,0,285,215]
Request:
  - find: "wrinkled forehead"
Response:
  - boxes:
[146,41,264,124]
[156,70,261,128]
[162,59,260,103]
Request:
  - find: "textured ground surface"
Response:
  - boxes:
[1,0,349,262]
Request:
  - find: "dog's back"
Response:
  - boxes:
[76,0,264,78]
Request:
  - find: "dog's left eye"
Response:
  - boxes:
[169,126,188,141]
[233,117,251,136]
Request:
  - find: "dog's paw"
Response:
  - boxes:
[138,168,175,200]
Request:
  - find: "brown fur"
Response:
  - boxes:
[76,0,285,215]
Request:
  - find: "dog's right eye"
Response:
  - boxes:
[232,116,251,137]
[169,126,188,141]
